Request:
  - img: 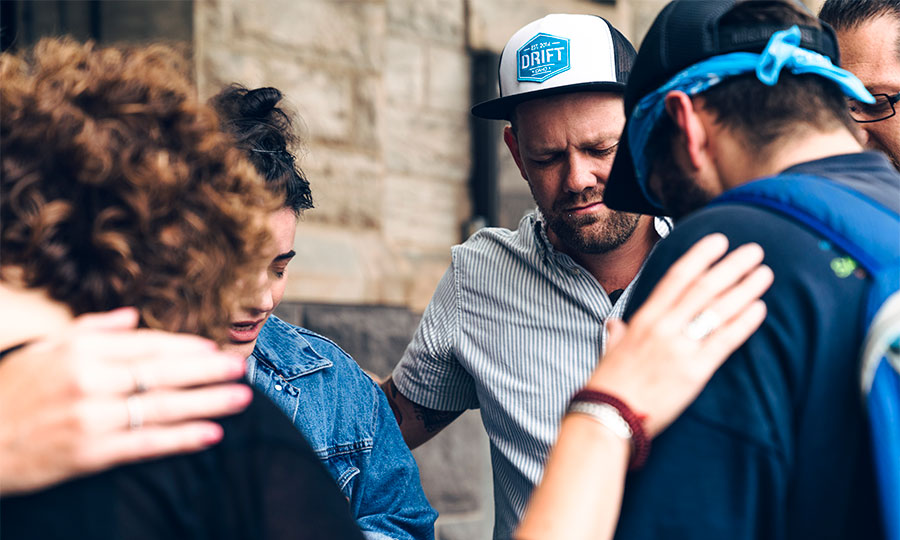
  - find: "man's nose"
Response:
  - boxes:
[563,152,600,193]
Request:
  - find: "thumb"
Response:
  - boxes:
[71,307,140,332]
[606,318,628,351]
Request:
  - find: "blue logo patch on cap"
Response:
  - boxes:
[517,33,570,83]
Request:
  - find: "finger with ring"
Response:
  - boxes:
[684,309,722,341]
[126,395,145,430]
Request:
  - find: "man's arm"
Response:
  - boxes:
[380,376,463,449]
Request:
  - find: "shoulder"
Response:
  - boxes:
[255,316,372,384]
[629,201,869,319]
[450,212,546,287]
[452,212,536,259]
[644,203,824,277]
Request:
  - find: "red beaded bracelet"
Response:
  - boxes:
[569,389,651,470]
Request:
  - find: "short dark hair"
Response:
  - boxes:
[820,0,900,59]
[820,0,900,30]
[209,85,313,214]
[695,0,855,154]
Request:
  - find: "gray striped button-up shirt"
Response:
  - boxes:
[393,211,671,539]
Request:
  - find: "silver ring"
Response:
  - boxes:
[131,366,149,393]
[126,395,144,430]
[684,309,722,341]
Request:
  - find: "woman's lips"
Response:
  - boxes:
[228,318,265,343]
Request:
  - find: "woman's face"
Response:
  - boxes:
[222,207,297,359]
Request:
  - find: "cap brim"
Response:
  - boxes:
[604,120,668,216]
[471,81,626,120]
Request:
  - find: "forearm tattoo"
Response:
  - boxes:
[387,380,461,432]
[411,402,461,433]
[386,380,404,425]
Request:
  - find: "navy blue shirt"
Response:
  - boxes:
[614,152,899,540]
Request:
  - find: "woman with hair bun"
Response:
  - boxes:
[209,84,438,540]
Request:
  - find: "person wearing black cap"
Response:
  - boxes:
[596,0,900,538]
[379,14,672,538]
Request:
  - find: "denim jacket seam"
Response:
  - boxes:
[335,466,360,491]
[255,352,332,382]
[318,438,374,456]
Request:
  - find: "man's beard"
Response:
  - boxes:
[651,157,716,220]
[886,151,900,173]
[538,187,641,255]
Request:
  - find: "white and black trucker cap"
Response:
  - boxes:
[471,14,636,120]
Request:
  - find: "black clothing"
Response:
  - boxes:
[614,153,898,540]
[1,386,365,540]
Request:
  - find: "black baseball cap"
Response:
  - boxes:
[471,14,636,121]
[604,0,842,216]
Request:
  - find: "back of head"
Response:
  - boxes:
[0,38,277,340]
[605,0,861,215]
[208,85,313,214]
[694,1,855,150]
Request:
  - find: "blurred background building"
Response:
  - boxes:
[0,1,824,537]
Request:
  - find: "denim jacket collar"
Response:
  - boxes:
[252,316,332,380]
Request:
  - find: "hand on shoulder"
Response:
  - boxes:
[0,307,253,496]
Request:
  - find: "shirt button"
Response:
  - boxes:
[274,384,283,391]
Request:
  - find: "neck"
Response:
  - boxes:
[0,279,73,351]
[564,216,659,294]
[719,127,863,189]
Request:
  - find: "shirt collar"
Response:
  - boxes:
[781,151,895,177]
[779,151,900,213]
[252,316,332,379]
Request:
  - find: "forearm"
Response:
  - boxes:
[515,414,629,540]
[379,376,462,449]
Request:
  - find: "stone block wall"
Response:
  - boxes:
[195,0,470,313]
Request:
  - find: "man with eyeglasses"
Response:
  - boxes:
[821,0,900,171]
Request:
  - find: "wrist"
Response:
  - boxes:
[567,389,651,470]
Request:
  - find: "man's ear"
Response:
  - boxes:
[663,91,708,171]
[503,125,529,181]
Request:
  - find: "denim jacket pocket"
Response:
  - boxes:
[321,449,370,498]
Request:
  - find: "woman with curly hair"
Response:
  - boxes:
[209,84,438,540]
[0,38,363,540]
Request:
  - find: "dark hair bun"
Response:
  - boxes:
[239,87,283,119]
[209,84,313,213]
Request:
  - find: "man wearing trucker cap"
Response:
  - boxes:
[602,0,899,538]
[379,14,670,538]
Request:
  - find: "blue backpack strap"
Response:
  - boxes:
[864,291,900,540]
[710,173,900,540]
[712,173,899,330]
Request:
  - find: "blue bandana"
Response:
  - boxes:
[628,25,875,211]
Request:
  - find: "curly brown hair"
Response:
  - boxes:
[0,38,278,341]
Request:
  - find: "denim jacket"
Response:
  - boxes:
[247,316,437,540]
